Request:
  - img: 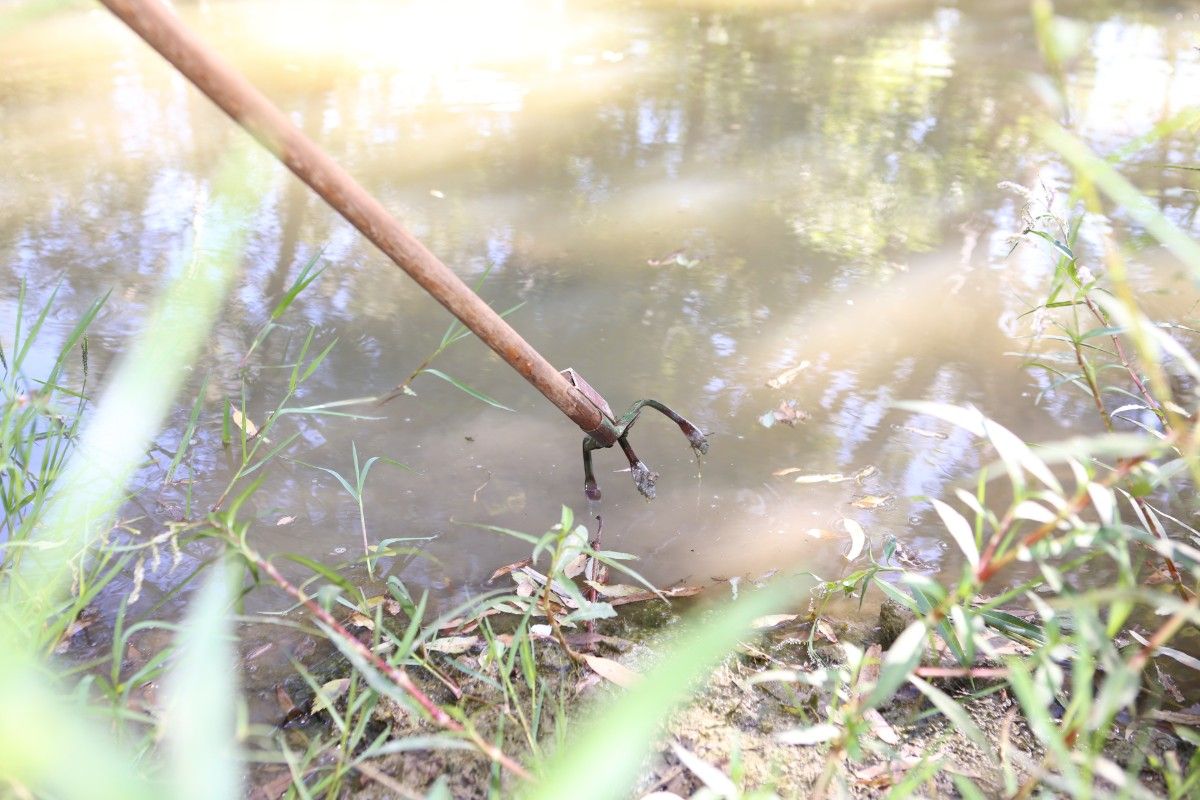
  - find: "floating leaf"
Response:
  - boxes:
[275,515,295,526]
[766,360,811,389]
[646,250,699,268]
[852,494,893,509]
[583,655,640,687]
[795,473,850,484]
[854,466,878,482]
[752,614,798,630]
[230,407,258,438]
[488,558,532,583]
[842,518,866,561]
[759,399,810,428]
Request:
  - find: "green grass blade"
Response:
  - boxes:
[420,368,514,412]
[162,562,240,800]
[525,582,797,800]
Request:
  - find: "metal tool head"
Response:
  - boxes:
[569,369,708,502]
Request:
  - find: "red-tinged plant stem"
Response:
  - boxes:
[975,454,1149,586]
[1132,495,1191,601]
[249,550,532,781]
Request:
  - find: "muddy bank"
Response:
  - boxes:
[257,598,1185,799]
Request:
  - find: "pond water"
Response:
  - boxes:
[3,0,1199,705]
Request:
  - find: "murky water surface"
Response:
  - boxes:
[3,0,1199,703]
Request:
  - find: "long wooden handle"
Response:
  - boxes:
[99,0,614,444]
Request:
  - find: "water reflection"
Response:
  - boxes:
[1,1,1198,627]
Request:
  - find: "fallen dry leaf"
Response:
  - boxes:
[583,654,640,687]
[563,553,588,579]
[488,558,532,583]
[231,407,259,438]
[1149,710,1200,725]
[364,595,402,616]
[766,360,811,389]
[864,708,900,745]
[346,612,375,631]
[607,585,702,606]
[1158,666,1185,703]
[53,608,99,654]
[816,619,839,643]
[853,756,922,787]
[852,494,894,509]
[275,515,295,526]
[585,582,650,598]
[752,614,798,630]
[424,636,481,655]
[860,644,883,686]
[311,678,351,714]
[275,685,297,716]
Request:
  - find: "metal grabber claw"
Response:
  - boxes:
[563,369,709,502]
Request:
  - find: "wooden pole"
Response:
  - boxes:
[98,0,616,446]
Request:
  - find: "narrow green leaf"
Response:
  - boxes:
[865,621,927,709]
[162,563,240,800]
[277,554,356,594]
[420,368,514,412]
[930,499,978,569]
[527,583,797,800]
[908,675,989,752]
